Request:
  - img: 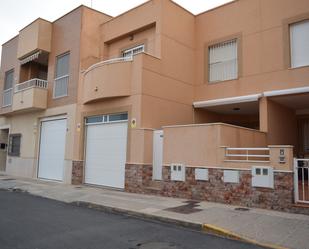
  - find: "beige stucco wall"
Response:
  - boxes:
[161,123,295,171]
[266,99,298,147]
[106,25,156,59]
[0,104,76,183]
[195,0,309,102]
[80,7,111,71]
[0,0,308,181]
[46,7,82,109]
[17,18,52,59]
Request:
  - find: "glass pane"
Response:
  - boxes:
[290,20,309,68]
[86,116,103,124]
[56,53,70,78]
[4,70,14,90]
[256,168,261,175]
[108,113,128,122]
[262,168,268,176]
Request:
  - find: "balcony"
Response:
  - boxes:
[17,18,52,60]
[83,57,133,104]
[12,78,48,113]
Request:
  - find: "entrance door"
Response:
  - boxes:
[0,129,9,172]
[38,118,67,181]
[153,130,163,180]
[84,118,128,189]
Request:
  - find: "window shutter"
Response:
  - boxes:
[290,20,309,68]
[209,39,238,82]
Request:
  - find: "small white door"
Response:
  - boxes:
[153,130,163,180]
[38,119,67,181]
[85,121,128,188]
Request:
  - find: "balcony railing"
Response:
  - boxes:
[2,88,13,107]
[84,56,133,75]
[224,147,270,162]
[15,78,48,92]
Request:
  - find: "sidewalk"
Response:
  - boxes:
[0,174,308,249]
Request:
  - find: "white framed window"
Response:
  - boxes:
[209,39,238,82]
[85,113,128,125]
[252,166,274,188]
[54,52,70,98]
[122,44,145,58]
[2,69,14,107]
[8,133,21,157]
[290,20,309,68]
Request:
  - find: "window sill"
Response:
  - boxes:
[207,77,239,85]
[288,65,309,70]
[53,94,68,100]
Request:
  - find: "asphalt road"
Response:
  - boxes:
[0,190,266,249]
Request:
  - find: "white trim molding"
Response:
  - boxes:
[193,94,262,108]
[263,86,309,97]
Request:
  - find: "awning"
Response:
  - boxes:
[193,94,262,108]
[20,50,41,65]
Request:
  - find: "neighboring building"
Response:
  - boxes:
[0,0,308,213]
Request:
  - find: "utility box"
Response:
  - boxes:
[170,164,185,181]
[252,166,274,188]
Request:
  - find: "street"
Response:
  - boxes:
[0,190,265,249]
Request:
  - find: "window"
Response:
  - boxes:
[2,69,14,107]
[54,52,70,98]
[122,44,145,58]
[290,20,309,68]
[8,134,21,157]
[208,39,238,82]
[85,113,128,125]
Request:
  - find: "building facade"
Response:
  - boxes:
[0,0,308,213]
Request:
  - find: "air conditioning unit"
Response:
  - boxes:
[170,163,185,181]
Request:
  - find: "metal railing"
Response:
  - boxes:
[294,158,309,204]
[53,75,69,98]
[84,56,133,75]
[2,88,13,107]
[15,78,48,92]
[225,147,270,162]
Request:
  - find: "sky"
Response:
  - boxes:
[0,0,234,57]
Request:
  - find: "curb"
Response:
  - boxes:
[202,224,289,249]
[71,201,201,231]
[73,201,288,249]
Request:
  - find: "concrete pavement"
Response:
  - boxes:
[0,174,308,249]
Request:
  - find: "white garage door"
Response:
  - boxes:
[38,118,67,181]
[85,113,128,189]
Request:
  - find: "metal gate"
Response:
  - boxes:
[294,158,309,204]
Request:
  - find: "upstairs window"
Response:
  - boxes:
[54,52,70,98]
[122,44,145,58]
[208,39,238,83]
[2,69,14,107]
[8,134,21,157]
[290,20,309,68]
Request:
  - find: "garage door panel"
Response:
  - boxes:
[38,119,67,181]
[85,122,127,188]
